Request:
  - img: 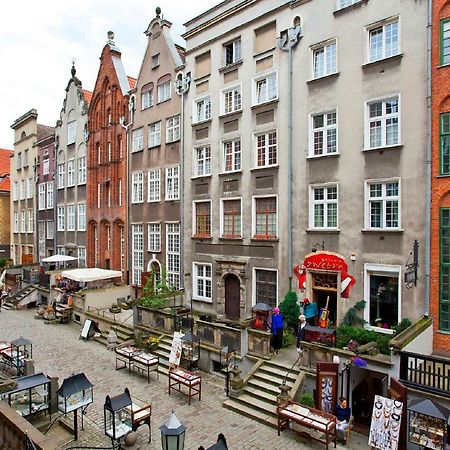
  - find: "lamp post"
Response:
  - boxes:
[220,345,236,397]
[57,373,93,440]
[104,388,132,449]
[160,411,186,450]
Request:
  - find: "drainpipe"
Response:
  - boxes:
[278,25,301,291]
[424,0,432,317]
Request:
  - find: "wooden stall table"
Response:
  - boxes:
[132,352,159,383]
[114,344,140,373]
[168,368,201,405]
[125,396,152,443]
[277,400,337,450]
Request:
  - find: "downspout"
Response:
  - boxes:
[53,141,58,254]
[179,89,185,290]
[424,0,432,317]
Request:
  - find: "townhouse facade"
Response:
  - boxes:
[430,0,450,352]
[86,33,135,277]
[10,109,54,265]
[0,149,13,260]
[129,9,184,291]
[182,0,428,330]
[54,64,91,267]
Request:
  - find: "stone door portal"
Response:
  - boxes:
[225,274,240,320]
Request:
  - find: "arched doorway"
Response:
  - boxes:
[224,274,240,320]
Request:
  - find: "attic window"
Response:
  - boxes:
[152,54,160,69]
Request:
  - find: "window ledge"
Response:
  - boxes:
[250,164,279,172]
[166,139,180,145]
[148,144,162,150]
[365,324,395,335]
[307,152,340,160]
[436,330,450,335]
[191,174,212,180]
[437,63,450,70]
[253,47,276,59]
[147,249,161,253]
[192,236,212,241]
[192,119,212,127]
[251,99,279,110]
[192,297,213,304]
[361,229,404,234]
[141,105,154,111]
[362,144,403,152]
[307,72,340,84]
[194,74,210,83]
[306,229,340,234]
[156,99,171,105]
[219,110,242,120]
[147,200,161,204]
[218,170,242,177]
[436,174,450,178]
[219,237,243,241]
[362,53,403,69]
[251,237,279,242]
[219,60,243,73]
[333,0,368,16]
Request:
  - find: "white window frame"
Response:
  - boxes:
[157,81,171,103]
[132,172,144,204]
[253,71,278,106]
[254,131,278,168]
[141,88,153,110]
[13,211,19,233]
[193,96,212,123]
[147,222,161,252]
[166,115,180,143]
[309,110,338,157]
[67,121,76,145]
[311,39,337,79]
[132,224,144,286]
[132,128,144,153]
[28,209,33,233]
[364,178,401,230]
[57,206,65,231]
[67,160,75,187]
[19,179,25,200]
[166,222,180,289]
[16,153,22,170]
[364,95,401,150]
[220,197,242,238]
[38,183,46,210]
[66,205,75,231]
[13,181,18,201]
[165,166,180,201]
[367,18,400,63]
[337,0,361,9]
[77,247,86,268]
[43,159,50,176]
[192,262,213,302]
[221,84,242,115]
[147,169,161,202]
[77,204,86,231]
[57,163,65,189]
[252,195,278,239]
[20,210,26,233]
[309,184,339,230]
[252,267,278,308]
[364,263,401,334]
[46,182,53,209]
[78,156,86,185]
[222,139,241,173]
[148,122,161,148]
[195,146,211,177]
[224,38,242,66]
[46,220,54,240]
[27,177,33,199]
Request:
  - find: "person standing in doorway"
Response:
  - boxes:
[271,307,284,355]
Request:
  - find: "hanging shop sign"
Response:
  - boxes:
[293,251,355,298]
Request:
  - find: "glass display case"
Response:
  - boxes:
[57,373,93,414]
[104,388,133,441]
[0,373,51,417]
[181,332,200,371]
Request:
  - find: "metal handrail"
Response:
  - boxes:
[281,352,303,386]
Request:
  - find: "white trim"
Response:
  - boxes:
[147,169,161,203]
[253,129,278,168]
[146,256,161,272]
[192,199,212,237]
[308,109,339,157]
[220,197,242,238]
[308,183,339,230]
[192,261,213,303]
[252,194,278,238]
[220,83,242,115]
[193,94,212,124]
[147,222,161,252]
[194,145,212,177]
[252,267,279,307]
[221,138,241,173]
[252,70,278,106]
[366,16,401,64]
[310,38,338,79]
[165,165,180,201]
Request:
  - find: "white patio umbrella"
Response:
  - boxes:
[41,255,78,263]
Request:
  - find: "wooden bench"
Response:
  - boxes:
[132,352,159,383]
[168,368,201,405]
[277,400,337,450]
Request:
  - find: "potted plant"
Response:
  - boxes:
[147,336,160,351]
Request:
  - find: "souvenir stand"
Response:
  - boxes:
[104,388,133,446]
[251,303,272,331]
[10,337,33,376]
[180,331,200,371]
[408,398,449,450]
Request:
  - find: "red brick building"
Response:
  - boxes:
[431,0,450,351]
[86,32,135,277]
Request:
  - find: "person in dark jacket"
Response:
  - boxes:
[335,397,351,441]
[271,307,284,354]
[296,314,308,365]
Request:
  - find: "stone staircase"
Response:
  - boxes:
[2,285,35,310]
[223,359,303,428]
[94,322,136,346]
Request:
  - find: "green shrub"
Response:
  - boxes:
[341,300,366,327]
[0,259,6,268]
[279,291,299,331]
[282,329,294,347]
[395,318,412,334]
[336,324,391,355]
[299,391,315,408]
[141,297,168,309]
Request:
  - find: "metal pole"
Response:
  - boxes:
[226,369,230,397]
[74,409,78,441]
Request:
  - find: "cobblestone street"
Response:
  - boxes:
[0,310,370,449]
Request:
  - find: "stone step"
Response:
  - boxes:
[259,364,299,382]
[253,371,291,387]
[222,399,278,429]
[247,378,283,395]
[231,393,278,416]
[243,386,279,404]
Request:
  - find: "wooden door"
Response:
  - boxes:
[225,274,240,320]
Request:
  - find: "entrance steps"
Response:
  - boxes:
[93,322,135,346]
[223,359,303,429]
[2,285,35,310]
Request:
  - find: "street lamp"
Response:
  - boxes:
[219,346,236,397]
[160,411,186,450]
[104,388,132,449]
[57,373,93,440]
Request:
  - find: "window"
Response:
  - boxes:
[118,136,123,159]
[440,113,450,175]
[46,182,53,209]
[193,263,212,301]
[21,210,26,233]
[441,19,450,65]
[157,81,171,103]
[365,180,400,229]
[152,54,160,68]
[142,87,153,110]
[254,196,277,239]
[195,146,211,177]
[222,85,242,115]
[194,96,211,123]
[368,20,399,63]
[166,223,180,289]
[147,169,160,202]
[108,142,112,162]
[365,97,400,149]
[28,209,33,233]
[66,205,75,231]
[78,247,86,268]
[440,209,450,330]
[194,201,211,237]
[67,160,75,186]
[310,111,338,156]
[13,211,18,233]
[224,39,241,65]
[13,181,18,201]
[27,177,33,199]
[221,199,241,238]
[223,140,241,172]
[312,40,337,78]
[97,183,101,208]
[43,159,49,175]
[119,179,122,207]
[256,132,277,167]
[132,224,144,286]
[16,152,22,170]
[254,73,277,105]
[20,179,25,200]
[310,185,338,229]
[132,172,144,203]
[254,22,276,54]
[195,51,211,78]
[97,143,101,164]
[57,163,65,189]
[148,223,161,252]
[46,221,54,240]
[337,0,361,9]
[166,115,180,143]
[78,204,86,231]
[57,206,65,231]
[38,184,46,210]
[78,156,86,184]
[165,166,180,200]
[67,121,76,145]
[254,269,277,308]
[132,128,144,152]
[364,264,400,331]
[148,122,161,147]
[23,150,28,168]
[57,246,66,256]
